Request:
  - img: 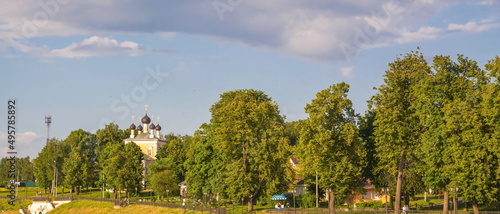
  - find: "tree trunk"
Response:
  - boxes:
[472,202,479,214]
[443,189,449,214]
[394,154,405,214]
[248,196,253,213]
[328,190,336,214]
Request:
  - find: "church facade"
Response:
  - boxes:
[124,109,166,187]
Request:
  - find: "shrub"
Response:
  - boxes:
[297,193,315,208]
[355,200,384,210]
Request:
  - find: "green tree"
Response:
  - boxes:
[283,120,302,146]
[122,142,145,196]
[483,56,500,207]
[359,111,376,182]
[184,123,224,199]
[155,133,190,183]
[296,82,365,214]
[33,138,66,194]
[0,157,34,186]
[102,142,144,199]
[95,123,129,192]
[61,129,97,194]
[414,55,498,213]
[210,89,292,212]
[149,169,179,199]
[370,50,430,214]
[96,123,127,162]
[62,145,90,194]
[446,56,497,213]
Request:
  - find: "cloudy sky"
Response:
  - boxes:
[1,0,499,158]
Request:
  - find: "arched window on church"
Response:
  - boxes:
[147,145,152,156]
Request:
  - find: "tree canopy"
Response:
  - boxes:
[296,82,366,213]
[210,89,292,212]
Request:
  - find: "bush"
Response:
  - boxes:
[104,192,111,199]
[297,193,315,208]
[355,200,384,210]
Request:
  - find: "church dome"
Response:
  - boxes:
[130,123,136,130]
[155,124,162,131]
[141,113,151,124]
[137,124,143,131]
[149,123,156,130]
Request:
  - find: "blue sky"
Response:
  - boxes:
[1,0,499,158]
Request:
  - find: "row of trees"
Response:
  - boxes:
[32,126,143,198]
[19,51,499,214]
[370,52,500,213]
[0,157,34,186]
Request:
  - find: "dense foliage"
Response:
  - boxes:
[24,52,499,214]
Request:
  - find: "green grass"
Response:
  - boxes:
[0,199,32,212]
[49,199,202,214]
[0,187,41,197]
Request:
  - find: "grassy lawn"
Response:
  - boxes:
[49,199,202,214]
[0,199,32,213]
[0,187,41,197]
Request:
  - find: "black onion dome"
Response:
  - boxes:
[130,123,136,130]
[155,124,162,131]
[137,124,143,131]
[149,123,156,130]
[141,113,151,124]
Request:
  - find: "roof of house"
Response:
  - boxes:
[290,157,299,165]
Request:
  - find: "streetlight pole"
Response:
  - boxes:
[204,192,207,213]
[49,161,57,197]
[293,188,296,214]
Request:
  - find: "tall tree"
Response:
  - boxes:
[102,142,144,199]
[359,111,376,182]
[96,123,127,161]
[184,123,224,199]
[210,89,292,212]
[61,129,97,194]
[370,50,430,213]
[155,133,190,183]
[483,56,500,207]
[0,157,34,186]
[33,138,67,194]
[62,145,91,194]
[297,82,365,214]
[122,142,145,196]
[96,123,128,191]
[448,56,497,213]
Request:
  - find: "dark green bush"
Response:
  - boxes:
[355,200,384,210]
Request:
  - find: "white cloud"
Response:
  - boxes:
[394,20,500,44]
[478,0,494,6]
[0,131,45,158]
[340,66,355,79]
[0,0,498,62]
[396,26,443,44]
[159,32,176,40]
[448,21,500,33]
[4,36,164,58]
[50,36,147,58]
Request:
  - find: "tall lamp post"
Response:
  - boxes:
[49,161,57,197]
[293,188,296,214]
